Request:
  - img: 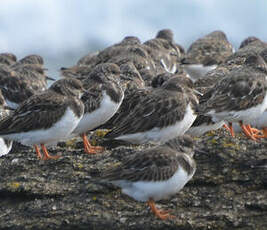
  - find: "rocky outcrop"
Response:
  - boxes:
[0,130,266,230]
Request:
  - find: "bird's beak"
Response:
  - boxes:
[46,75,56,81]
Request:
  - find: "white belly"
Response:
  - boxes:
[0,138,12,157]
[116,104,196,144]
[73,91,123,134]
[183,64,217,82]
[208,93,267,124]
[1,107,81,146]
[232,110,267,133]
[160,59,177,74]
[186,120,225,137]
[114,167,193,202]
[252,111,267,128]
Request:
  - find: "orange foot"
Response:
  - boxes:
[147,198,175,220]
[224,122,235,137]
[81,133,104,154]
[239,122,259,141]
[253,127,267,139]
[34,145,42,159]
[41,144,60,160]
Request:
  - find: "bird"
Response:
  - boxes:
[12,64,54,91]
[71,63,125,154]
[95,62,145,130]
[76,51,99,67]
[105,75,198,144]
[181,30,234,81]
[0,78,85,160]
[97,36,142,64]
[197,55,267,141]
[191,48,267,138]
[0,52,17,66]
[230,48,267,138]
[238,36,267,52]
[16,54,44,65]
[0,63,54,109]
[60,65,94,80]
[143,29,182,76]
[0,89,13,157]
[102,135,196,220]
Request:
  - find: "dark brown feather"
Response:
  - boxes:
[102,136,196,182]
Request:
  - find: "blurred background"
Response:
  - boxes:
[1,0,266,79]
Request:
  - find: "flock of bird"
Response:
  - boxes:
[0,29,266,220]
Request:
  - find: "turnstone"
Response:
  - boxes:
[108,46,156,85]
[96,62,146,130]
[76,51,99,66]
[231,48,267,138]
[97,36,142,64]
[151,72,178,88]
[12,64,53,91]
[197,58,267,141]
[105,76,198,144]
[0,53,17,66]
[71,63,125,154]
[17,54,44,65]
[190,50,267,137]
[181,30,234,81]
[0,64,32,109]
[102,135,196,220]
[0,78,85,160]
[0,89,13,157]
[60,65,93,80]
[239,36,267,52]
[0,64,53,109]
[143,29,181,75]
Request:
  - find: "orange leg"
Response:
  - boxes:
[239,122,257,141]
[34,145,43,159]
[81,133,104,154]
[147,198,175,220]
[226,122,235,137]
[223,123,231,133]
[41,144,60,160]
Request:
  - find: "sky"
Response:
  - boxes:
[0,0,266,78]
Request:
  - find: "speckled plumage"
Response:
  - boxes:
[197,67,267,124]
[0,53,17,66]
[12,64,49,91]
[0,89,13,156]
[96,62,145,130]
[0,63,52,108]
[182,31,234,66]
[105,76,198,144]
[102,135,196,219]
[71,63,124,154]
[0,78,84,150]
[103,135,196,183]
[143,29,182,76]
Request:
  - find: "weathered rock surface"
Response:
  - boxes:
[0,130,266,230]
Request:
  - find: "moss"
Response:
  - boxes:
[7,181,21,190]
